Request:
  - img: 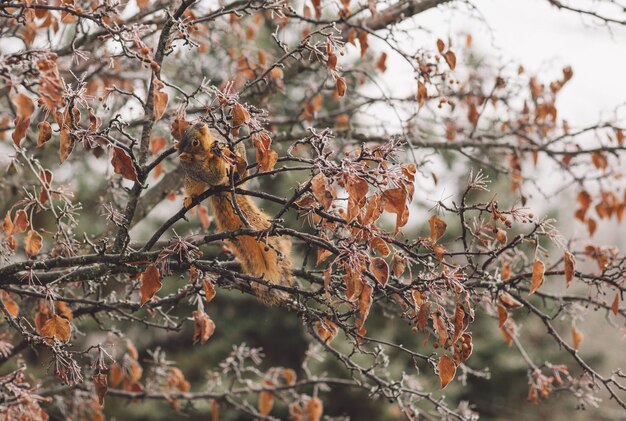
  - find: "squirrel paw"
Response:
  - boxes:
[183,195,194,209]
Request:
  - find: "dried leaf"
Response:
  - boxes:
[335,77,346,97]
[0,291,19,317]
[417,301,430,332]
[93,373,108,406]
[315,318,338,343]
[429,215,446,243]
[497,304,508,328]
[438,355,456,389]
[13,210,29,234]
[140,265,162,305]
[2,212,13,235]
[436,39,445,53]
[59,127,73,163]
[572,325,583,350]
[370,237,390,257]
[369,257,389,286]
[24,230,42,257]
[203,278,216,302]
[40,314,71,342]
[232,102,250,126]
[417,81,427,108]
[259,390,274,416]
[499,292,523,309]
[12,93,35,118]
[311,173,334,210]
[192,308,215,344]
[150,136,167,154]
[611,292,619,316]
[433,310,449,347]
[12,116,30,147]
[281,368,296,386]
[529,259,545,294]
[443,51,456,70]
[305,397,323,421]
[564,251,575,288]
[111,147,138,182]
[37,121,52,147]
[376,52,387,72]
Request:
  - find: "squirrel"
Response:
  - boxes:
[177,123,292,304]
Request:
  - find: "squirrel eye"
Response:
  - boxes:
[192,139,199,147]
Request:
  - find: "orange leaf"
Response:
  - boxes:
[369,257,389,286]
[564,251,575,288]
[37,121,52,147]
[315,318,338,343]
[40,314,71,342]
[444,50,456,70]
[499,292,523,309]
[611,292,619,316]
[192,308,215,344]
[0,291,19,317]
[13,210,29,234]
[436,39,445,53]
[12,93,35,118]
[438,355,456,389]
[59,127,74,163]
[111,147,138,182]
[428,215,446,243]
[24,229,42,257]
[258,390,274,416]
[417,301,430,332]
[150,136,167,154]
[281,368,297,386]
[203,278,216,302]
[529,259,545,294]
[305,397,323,421]
[376,52,387,72]
[417,81,427,108]
[140,265,162,305]
[572,325,583,350]
[497,304,508,328]
[3,212,13,235]
[232,102,250,126]
[12,116,30,147]
[335,77,346,97]
[370,237,390,257]
[432,309,448,347]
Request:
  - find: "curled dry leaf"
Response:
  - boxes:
[111,147,138,182]
[24,229,42,257]
[59,127,73,163]
[0,291,19,317]
[37,121,52,147]
[13,210,29,234]
[417,301,430,332]
[432,310,449,347]
[370,237,390,257]
[140,265,162,305]
[232,102,250,126]
[12,116,30,147]
[429,215,447,243]
[611,292,619,316]
[335,77,346,97]
[391,253,407,278]
[93,373,108,406]
[438,355,456,389]
[192,308,215,344]
[417,81,427,108]
[315,318,338,343]
[564,251,575,288]
[497,304,508,328]
[203,278,216,302]
[259,388,274,416]
[444,50,456,70]
[369,257,389,286]
[281,368,296,386]
[41,314,71,342]
[311,173,335,210]
[529,259,545,294]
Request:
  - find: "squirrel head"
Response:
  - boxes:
[178,123,230,186]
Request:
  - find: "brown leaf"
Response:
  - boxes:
[40,314,71,342]
[232,102,250,126]
[495,228,507,244]
[59,127,74,163]
[0,291,19,318]
[12,93,35,118]
[192,308,215,344]
[432,309,448,347]
[93,373,108,406]
[529,259,545,294]
[37,121,52,147]
[24,230,42,257]
[429,215,446,243]
[258,389,274,416]
[499,292,523,309]
[564,251,575,288]
[13,210,29,234]
[327,52,337,70]
[203,278,216,302]
[370,237,390,257]
[357,282,373,331]
[311,173,335,210]
[281,368,297,386]
[436,39,445,53]
[153,79,168,121]
[335,77,346,97]
[140,265,162,305]
[111,147,138,182]
[358,31,368,57]
[12,116,30,147]
[611,292,619,316]
[376,52,387,72]
[497,304,508,328]
[391,253,406,278]
[109,363,124,387]
[369,257,389,286]
[438,355,456,389]
[316,247,332,266]
[417,81,427,108]
[443,50,456,70]
[171,118,191,141]
[315,318,338,343]
[417,301,430,332]
[2,212,13,236]
[572,325,583,350]
[305,397,323,421]
[452,303,465,343]
[167,367,190,392]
